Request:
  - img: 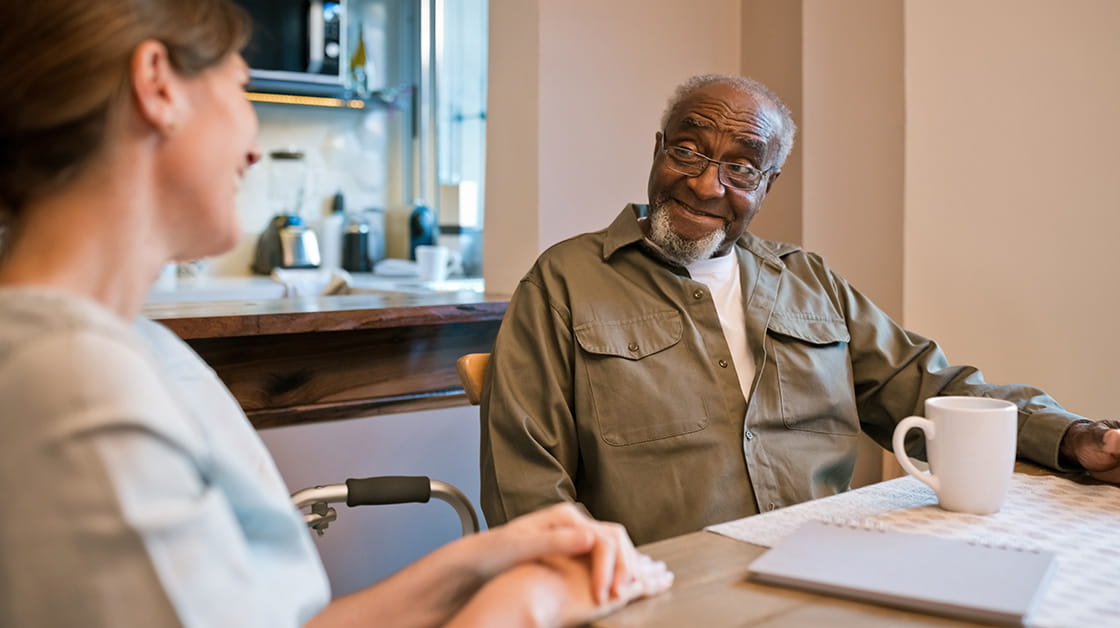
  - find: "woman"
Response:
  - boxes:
[0,1,672,626]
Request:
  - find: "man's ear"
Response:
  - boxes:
[764,170,781,194]
[129,40,182,136]
[652,131,663,160]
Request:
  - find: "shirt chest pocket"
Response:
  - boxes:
[765,315,859,435]
[574,311,710,446]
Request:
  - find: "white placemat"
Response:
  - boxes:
[707,473,1120,628]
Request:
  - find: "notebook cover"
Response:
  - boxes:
[747,520,1056,626]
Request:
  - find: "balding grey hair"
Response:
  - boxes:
[660,74,797,170]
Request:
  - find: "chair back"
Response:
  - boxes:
[456,352,490,406]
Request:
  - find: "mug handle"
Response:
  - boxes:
[446,249,463,276]
[892,416,940,494]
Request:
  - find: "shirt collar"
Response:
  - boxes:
[601,203,650,260]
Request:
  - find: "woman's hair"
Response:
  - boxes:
[0,0,251,220]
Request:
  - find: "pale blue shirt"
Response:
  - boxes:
[0,288,330,627]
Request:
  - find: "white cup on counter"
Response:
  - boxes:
[415,244,461,282]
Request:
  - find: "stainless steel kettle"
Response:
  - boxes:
[252,214,321,274]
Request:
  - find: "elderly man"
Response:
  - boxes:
[479,74,1120,545]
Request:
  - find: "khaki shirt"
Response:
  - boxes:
[480,205,1084,544]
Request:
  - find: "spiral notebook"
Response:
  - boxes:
[747,520,1056,626]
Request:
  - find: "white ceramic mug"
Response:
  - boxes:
[892,396,1017,514]
[415,244,460,282]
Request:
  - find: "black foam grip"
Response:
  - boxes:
[345,476,431,507]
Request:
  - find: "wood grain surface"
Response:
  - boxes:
[145,294,507,427]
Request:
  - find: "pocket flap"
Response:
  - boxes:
[767,314,850,345]
[575,311,682,360]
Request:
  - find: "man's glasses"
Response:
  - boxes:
[659,137,773,191]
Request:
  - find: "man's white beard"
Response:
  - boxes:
[646,198,727,266]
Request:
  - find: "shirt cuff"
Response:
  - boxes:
[1018,410,1088,471]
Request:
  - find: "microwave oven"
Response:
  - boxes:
[235,0,350,97]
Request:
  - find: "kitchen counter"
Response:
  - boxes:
[143,287,506,429]
[145,289,500,338]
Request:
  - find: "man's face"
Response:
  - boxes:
[646,82,782,263]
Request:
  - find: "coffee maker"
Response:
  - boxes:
[252,148,320,274]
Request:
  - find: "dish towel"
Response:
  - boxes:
[270,268,352,297]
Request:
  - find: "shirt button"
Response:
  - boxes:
[767,503,776,512]
[744,430,754,440]
[627,341,639,352]
[718,359,728,368]
[692,289,704,299]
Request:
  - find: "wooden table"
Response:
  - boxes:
[144,291,506,429]
[593,530,986,628]
[594,463,1062,628]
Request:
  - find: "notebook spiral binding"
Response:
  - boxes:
[818,516,1044,553]
[819,516,888,531]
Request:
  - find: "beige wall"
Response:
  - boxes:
[483,0,542,295]
[739,1,803,246]
[904,0,1120,419]
[485,0,742,296]
[801,0,904,320]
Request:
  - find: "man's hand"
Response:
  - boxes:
[1059,419,1120,483]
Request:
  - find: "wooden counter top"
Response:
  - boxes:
[144,292,507,429]
[144,291,507,339]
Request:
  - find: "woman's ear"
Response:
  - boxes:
[129,40,182,136]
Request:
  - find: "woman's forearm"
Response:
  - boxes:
[302,503,672,628]
[305,535,493,628]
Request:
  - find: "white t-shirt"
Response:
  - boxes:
[686,252,755,402]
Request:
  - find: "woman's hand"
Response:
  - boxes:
[469,502,669,603]
[538,550,674,619]
[449,550,673,628]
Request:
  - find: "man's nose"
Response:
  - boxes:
[688,161,726,199]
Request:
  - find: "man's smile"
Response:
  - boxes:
[672,198,727,224]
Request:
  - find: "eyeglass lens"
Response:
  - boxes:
[663,145,763,191]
